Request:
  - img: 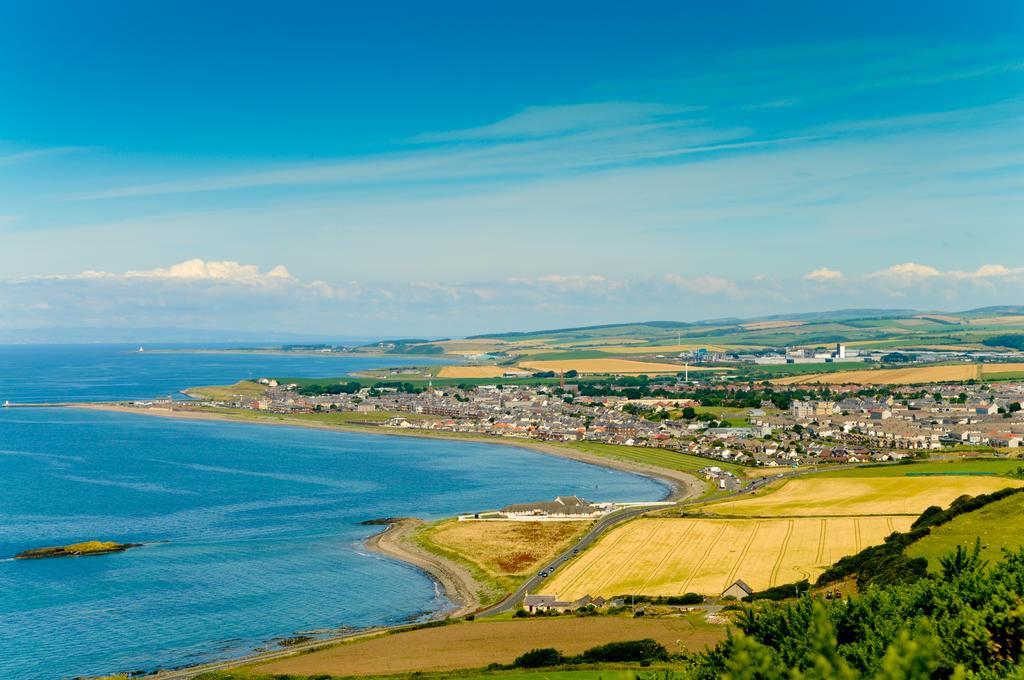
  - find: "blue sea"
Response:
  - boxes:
[0,346,666,678]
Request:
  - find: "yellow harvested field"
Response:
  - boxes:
[972,315,1024,325]
[913,314,963,324]
[598,344,732,354]
[983,363,1024,374]
[704,477,1024,517]
[772,365,980,385]
[257,616,724,676]
[519,359,716,374]
[773,363,1024,385]
[435,365,512,378]
[741,320,806,330]
[550,337,650,347]
[544,517,914,598]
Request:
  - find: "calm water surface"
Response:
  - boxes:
[0,346,666,678]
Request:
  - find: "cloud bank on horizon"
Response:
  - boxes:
[4,257,1024,339]
[1,2,1022,339]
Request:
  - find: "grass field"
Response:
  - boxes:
[557,441,746,478]
[437,365,516,378]
[518,358,697,374]
[597,343,732,354]
[419,519,590,596]
[184,380,268,401]
[544,516,914,598]
[252,616,724,676]
[771,362,1024,385]
[906,492,1024,571]
[694,406,749,427]
[815,459,1024,478]
[742,361,873,376]
[702,477,1024,517]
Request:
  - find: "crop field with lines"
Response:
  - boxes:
[702,477,1024,517]
[544,517,914,598]
[518,358,715,374]
[771,363,1024,385]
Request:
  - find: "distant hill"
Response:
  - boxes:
[465,307,1024,355]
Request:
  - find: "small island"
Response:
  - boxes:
[15,540,142,560]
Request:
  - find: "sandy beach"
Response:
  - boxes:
[363,519,481,618]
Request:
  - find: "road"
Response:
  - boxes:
[151,461,870,675]
[476,461,868,617]
[476,503,668,617]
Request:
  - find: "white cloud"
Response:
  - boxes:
[803,267,844,282]
[868,262,942,282]
[7,257,1024,339]
[949,264,1024,281]
[33,259,296,285]
[663,273,740,297]
[128,259,296,283]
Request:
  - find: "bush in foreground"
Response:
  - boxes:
[511,638,670,669]
[689,544,1024,679]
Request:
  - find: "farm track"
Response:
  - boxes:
[679,524,729,594]
[815,519,827,564]
[593,520,662,594]
[725,523,760,587]
[769,520,795,587]
[639,521,695,592]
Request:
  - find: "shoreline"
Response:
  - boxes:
[64,401,703,678]
[68,402,700,501]
[363,518,481,618]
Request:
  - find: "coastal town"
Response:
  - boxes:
[122,361,1024,479]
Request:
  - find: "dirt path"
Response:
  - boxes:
[364,518,481,618]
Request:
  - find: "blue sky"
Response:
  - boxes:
[1,1,1023,339]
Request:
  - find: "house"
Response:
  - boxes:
[523,594,573,613]
[989,433,1021,448]
[523,593,606,613]
[722,579,754,600]
[500,495,608,519]
[975,403,999,416]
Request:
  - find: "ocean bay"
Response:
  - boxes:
[0,347,665,678]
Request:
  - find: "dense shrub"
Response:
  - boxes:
[512,647,567,668]
[982,334,1024,351]
[744,579,810,602]
[579,639,669,663]
[298,381,361,396]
